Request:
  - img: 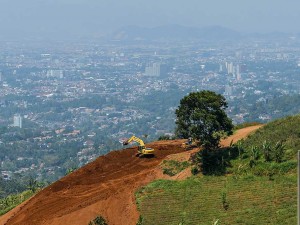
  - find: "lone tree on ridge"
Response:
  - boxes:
[175,90,233,149]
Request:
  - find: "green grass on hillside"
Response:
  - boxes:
[136,175,297,225]
[225,114,300,177]
[136,115,300,225]
[161,160,190,176]
[240,115,300,160]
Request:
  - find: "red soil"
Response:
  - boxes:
[0,125,262,225]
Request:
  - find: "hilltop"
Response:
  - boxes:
[0,126,261,225]
[111,25,241,42]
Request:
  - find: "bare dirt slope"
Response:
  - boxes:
[0,125,262,225]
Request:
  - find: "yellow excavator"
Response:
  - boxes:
[123,135,155,156]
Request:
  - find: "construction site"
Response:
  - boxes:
[0,126,262,225]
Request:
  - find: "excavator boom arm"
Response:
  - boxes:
[123,135,145,146]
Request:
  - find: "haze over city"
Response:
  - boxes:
[0,0,300,224]
[0,0,300,40]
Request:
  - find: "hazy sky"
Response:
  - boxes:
[0,0,299,40]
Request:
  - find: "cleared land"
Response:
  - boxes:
[0,125,261,225]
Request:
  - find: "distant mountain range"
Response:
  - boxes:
[110,24,300,42]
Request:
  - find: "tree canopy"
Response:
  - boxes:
[175,90,233,149]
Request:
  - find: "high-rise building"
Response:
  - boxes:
[153,63,160,76]
[236,65,240,75]
[224,85,233,96]
[219,64,223,73]
[226,62,234,74]
[13,114,22,128]
[145,66,153,76]
[236,65,241,81]
[47,70,64,79]
[145,63,160,76]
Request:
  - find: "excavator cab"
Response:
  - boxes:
[138,146,155,155]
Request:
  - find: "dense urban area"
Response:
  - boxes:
[1,36,300,191]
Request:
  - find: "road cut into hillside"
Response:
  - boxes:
[0,125,262,225]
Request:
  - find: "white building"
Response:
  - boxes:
[224,85,233,96]
[153,63,160,76]
[226,62,234,74]
[145,63,160,76]
[236,65,241,81]
[13,114,22,128]
[219,64,223,72]
[47,70,64,79]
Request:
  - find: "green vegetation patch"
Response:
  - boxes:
[88,215,108,225]
[196,114,300,177]
[0,190,35,215]
[161,160,190,176]
[136,175,297,225]
[240,114,300,160]
[228,158,297,177]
